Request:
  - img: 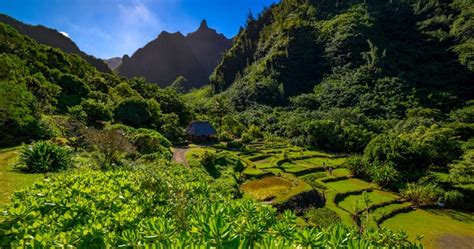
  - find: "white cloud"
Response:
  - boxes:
[119,0,156,25]
[59,31,70,38]
[116,0,162,56]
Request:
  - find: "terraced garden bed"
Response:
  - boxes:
[325,178,374,193]
[370,202,412,223]
[241,176,313,203]
[338,190,399,213]
[184,141,474,249]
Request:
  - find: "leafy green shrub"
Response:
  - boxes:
[448,149,474,184]
[107,125,172,160]
[247,125,264,139]
[241,132,254,143]
[159,113,185,143]
[366,162,400,187]
[199,150,217,169]
[218,130,234,142]
[84,128,137,169]
[137,152,172,163]
[347,156,366,177]
[114,98,161,128]
[443,190,465,207]
[16,141,72,173]
[81,98,113,123]
[227,140,244,149]
[364,133,428,182]
[401,183,443,206]
[67,105,87,122]
[304,207,342,228]
[400,125,462,167]
[130,128,172,158]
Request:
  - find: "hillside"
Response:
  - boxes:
[117,20,232,89]
[1,1,473,248]
[210,0,473,115]
[0,18,424,248]
[0,14,111,73]
[104,57,122,70]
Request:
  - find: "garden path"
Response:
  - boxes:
[172,146,190,167]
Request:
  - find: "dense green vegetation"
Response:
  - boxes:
[1,0,473,247]
[0,163,421,247]
[0,22,193,147]
[211,0,473,110]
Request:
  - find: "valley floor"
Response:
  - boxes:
[1,143,473,248]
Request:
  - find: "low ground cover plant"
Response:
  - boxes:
[0,163,420,248]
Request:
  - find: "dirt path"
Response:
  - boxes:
[436,235,474,249]
[172,146,190,167]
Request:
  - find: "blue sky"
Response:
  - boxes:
[0,0,277,59]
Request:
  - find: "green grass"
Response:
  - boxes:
[0,147,44,207]
[242,167,268,176]
[253,157,278,169]
[338,190,399,213]
[332,168,352,177]
[241,176,312,203]
[286,150,333,158]
[241,176,294,201]
[455,183,474,191]
[382,209,474,249]
[371,202,412,221]
[280,161,315,173]
[323,189,356,226]
[325,178,374,193]
[297,157,347,167]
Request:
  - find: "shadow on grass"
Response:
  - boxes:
[426,209,474,223]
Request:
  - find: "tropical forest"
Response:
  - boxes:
[0,0,473,248]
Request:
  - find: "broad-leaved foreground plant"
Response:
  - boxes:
[0,162,421,248]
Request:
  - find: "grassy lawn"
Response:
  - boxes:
[371,202,412,221]
[338,190,399,213]
[325,178,374,193]
[332,168,352,177]
[254,157,278,169]
[0,147,44,207]
[280,161,316,173]
[382,208,474,249]
[298,157,347,167]
[241,176,294,201]
[241,176,312,203]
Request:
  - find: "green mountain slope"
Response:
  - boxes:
[0,14,111,73]
[0,22,192,146]
[210,0,473,116]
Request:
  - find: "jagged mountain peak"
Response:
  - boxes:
[198,19,209,30]
[159,31,185,39]
[117,21,232,89]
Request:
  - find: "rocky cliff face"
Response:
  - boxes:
[117,20,232,89]
[0,14,111,73]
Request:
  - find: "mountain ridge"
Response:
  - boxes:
[210,0,473,114]
[117,19,232,89]
[0,14,111,73]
